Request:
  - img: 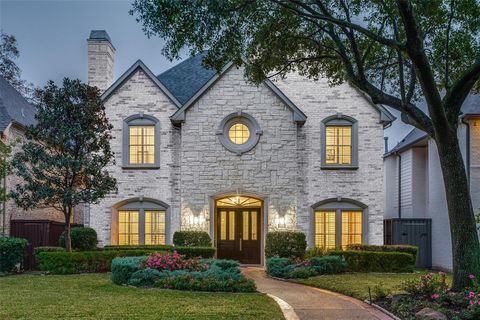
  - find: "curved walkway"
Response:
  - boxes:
[243,267,394,320]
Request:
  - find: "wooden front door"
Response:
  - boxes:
[216,208,261,264]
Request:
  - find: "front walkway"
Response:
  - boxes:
[243,267,394,320]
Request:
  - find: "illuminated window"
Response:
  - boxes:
[123,114,160,168]
[325,126,352,164]
[229,123,250,144]
[321,115,358,168]
[118,211,139,245]
[145,211,166,245]
[115,200,168,245]
[341,211,362,249]
[129,126,155,164]
[314,211,336,249]
[218,112,262,155]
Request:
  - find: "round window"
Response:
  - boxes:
[217,112,262,155]
[228,123,250,145]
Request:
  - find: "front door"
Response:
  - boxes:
[217,208,261,264]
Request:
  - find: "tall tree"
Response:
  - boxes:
[0,31,37,103]
[10,79,117,251]
[132,0,480,289]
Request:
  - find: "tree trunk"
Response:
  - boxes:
[435,131,480,290]
[64,208,72,252]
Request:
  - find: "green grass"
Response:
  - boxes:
[0,273,283,320]
[294,271,447,301]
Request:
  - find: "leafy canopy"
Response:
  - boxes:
[10,78,117,214]
[131,0,480,136]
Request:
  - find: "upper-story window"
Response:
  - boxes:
[321,114,358,169]
[123,114,160,168]
[217,111,262,155]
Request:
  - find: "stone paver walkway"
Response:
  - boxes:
[243,267,394,320]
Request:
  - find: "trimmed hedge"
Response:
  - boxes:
[173,231,212,247]
[36,249,162,274]
[266,256,347,279]
[265,231,307,258]
[0,236,28,273]
[35,246,65,254]
[59,227,98,251]
[346,244,418,258]
[104,245,215,258]
[328,250,415,273]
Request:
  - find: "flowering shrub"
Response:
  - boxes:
[402,272,449,301]
[143,251,204,272]
[465,274,480,318]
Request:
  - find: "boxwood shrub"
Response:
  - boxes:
[265,231,307,258]
[0,236,28,273]
[346,244,418,258]
[173,231,212,247]
[266,256,347,279]
[155,274,256,292]
[104,245,215,258]
[328,250,415,273]
[36,249,160,274]
[59,227,98,251]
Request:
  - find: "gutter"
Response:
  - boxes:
[460,115,471,183]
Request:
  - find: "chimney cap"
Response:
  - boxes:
[88,30,112,42]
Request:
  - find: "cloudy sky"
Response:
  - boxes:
[0,0,411,149]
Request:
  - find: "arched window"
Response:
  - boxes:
[113,198,169,245]
[321,114,358,169]
[312,198,366,249]
[123,113,160,168]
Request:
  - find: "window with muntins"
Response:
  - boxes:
[123,114,160,168]
[321,114,358,169]
[115,200,168,245]
[313,199,365,250]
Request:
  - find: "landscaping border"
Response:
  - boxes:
[266,293,299,320]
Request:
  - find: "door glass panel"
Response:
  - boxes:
[243,211,249,240]
[251,211,257,240]
[315,211,336,249]
[341,211,362,249]
[228,211,235,240]
[220,211,227,240]
[216,196,261,207]
[145,210,165,245]
[118,210,139,245]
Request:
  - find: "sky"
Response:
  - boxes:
[0,0,411,149]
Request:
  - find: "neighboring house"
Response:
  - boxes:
[0,75,83,236]
[384,97,480,271]
[85,30,394,264]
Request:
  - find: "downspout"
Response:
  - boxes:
[397,152,402,219]
[460,116,471,183]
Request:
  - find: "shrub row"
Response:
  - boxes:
[266,256,347,279]
[36,249,163,274]
[328,250,415,273]
[172,231,212,247]
[111,256,146,285]
[0,237,28,273]
[104,245,215,259]
[346,244,418,258]
[265,231,307,258]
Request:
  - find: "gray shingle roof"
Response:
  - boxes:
[385,128,428,156]
[460,94,480,115]
[88,30,111,42]
[0,75,36,132]
[156,53,217,105]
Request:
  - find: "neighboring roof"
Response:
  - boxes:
[157,53,217,105]
[167,57,308,125]
[460,94,480,116]
[0,75,36,132]
[385,128,428,157]
[101,60,181,108]
[88,30,111,42]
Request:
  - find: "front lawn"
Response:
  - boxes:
[0,273,283,320]
[294,271,448,300]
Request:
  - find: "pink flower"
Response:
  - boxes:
[469,291,476,298]
[469,274,476,279]
[438,272,446,276]
[431,293,440,300]
[470,300,475,305]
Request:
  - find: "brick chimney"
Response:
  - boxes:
[87,30,115,93]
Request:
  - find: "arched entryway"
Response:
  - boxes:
[214,195,263,264]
